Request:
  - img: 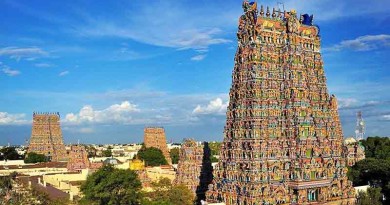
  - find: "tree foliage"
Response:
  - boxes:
[348,136,390,203]
[170,148,179,164]
[0,147,22,161]
[357,187,382,205]
[142,178,194,205]
[24,152,47,163]
[208,142,221,156]
[102,149,112,157]
[80,165,142,205]
[137,147,168,167]
[361,136,390,159]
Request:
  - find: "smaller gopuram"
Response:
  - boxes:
[173,139,213,202]
[67,145,90,172]
[343,137,365,166]
[144,127,172,164]
[27,112,67,162]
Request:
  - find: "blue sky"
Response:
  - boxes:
[0,0,389,145]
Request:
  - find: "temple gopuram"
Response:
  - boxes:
[173,139,212,201]
[144,127,172,164]
[27,112,67,162]
[206,1,355,204]
[67,145,89,171]
[66,145,101,172]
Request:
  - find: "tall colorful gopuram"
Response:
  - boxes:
[174,139,213,201]
[27,112,67,162]
[206,1,355,204]
[144,127,172,164]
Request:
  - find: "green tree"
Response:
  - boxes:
[348,136,390,202]
[102,149,112,157]
[86,145,97,158]
[361,136,390,159]
[210,155,219,163]
[208,142,221,156]
[24,152,47,163]
[0,147,22,160]
[142,177,194,205]
[170,148,179,164]
[357,187,382,205]
[137,147,168,167]
[80,165,142,205]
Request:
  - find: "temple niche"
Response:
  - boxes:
[173,139,213,202]
[27,112,68,162]
[206,1,356,204]
[143,127,172,164]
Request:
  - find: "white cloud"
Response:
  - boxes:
[59,70,69,76]
[324,34,390,52]
[191,54,206,61]
[0,112,28,125]
[79,127,94,134]
[192,98,228,115]
[338,98,358,109]
[2,67,21,76]
[72,2,232,51]
[0,47,48,60]
[64,101,140,125]
[35,63,53,68]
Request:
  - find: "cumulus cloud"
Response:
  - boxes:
[2,67,21,76]
[191,54,206,61]
[64,101,140,124]
[59,70,69,76]
[192,98,228,115]
[324,34,390,52]
[0,112,28,125]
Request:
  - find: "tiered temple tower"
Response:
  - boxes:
[27,112,67,162]
[206,1,355,204]
[67,145,89,171]
[144,127,172,164]
[173,139,213,201]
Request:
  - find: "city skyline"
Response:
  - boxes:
[1,0,389,145]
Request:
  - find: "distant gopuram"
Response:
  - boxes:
[27,112,67,162]
[174,139,212,201]
[67,145,89,171]
[143,127,172,164]
[206,1,355,204]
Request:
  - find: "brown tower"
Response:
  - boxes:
[27,112,67,162]
[206,1,355,204]
[143,127,172,164]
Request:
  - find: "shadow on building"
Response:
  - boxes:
[196,142,213,204]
